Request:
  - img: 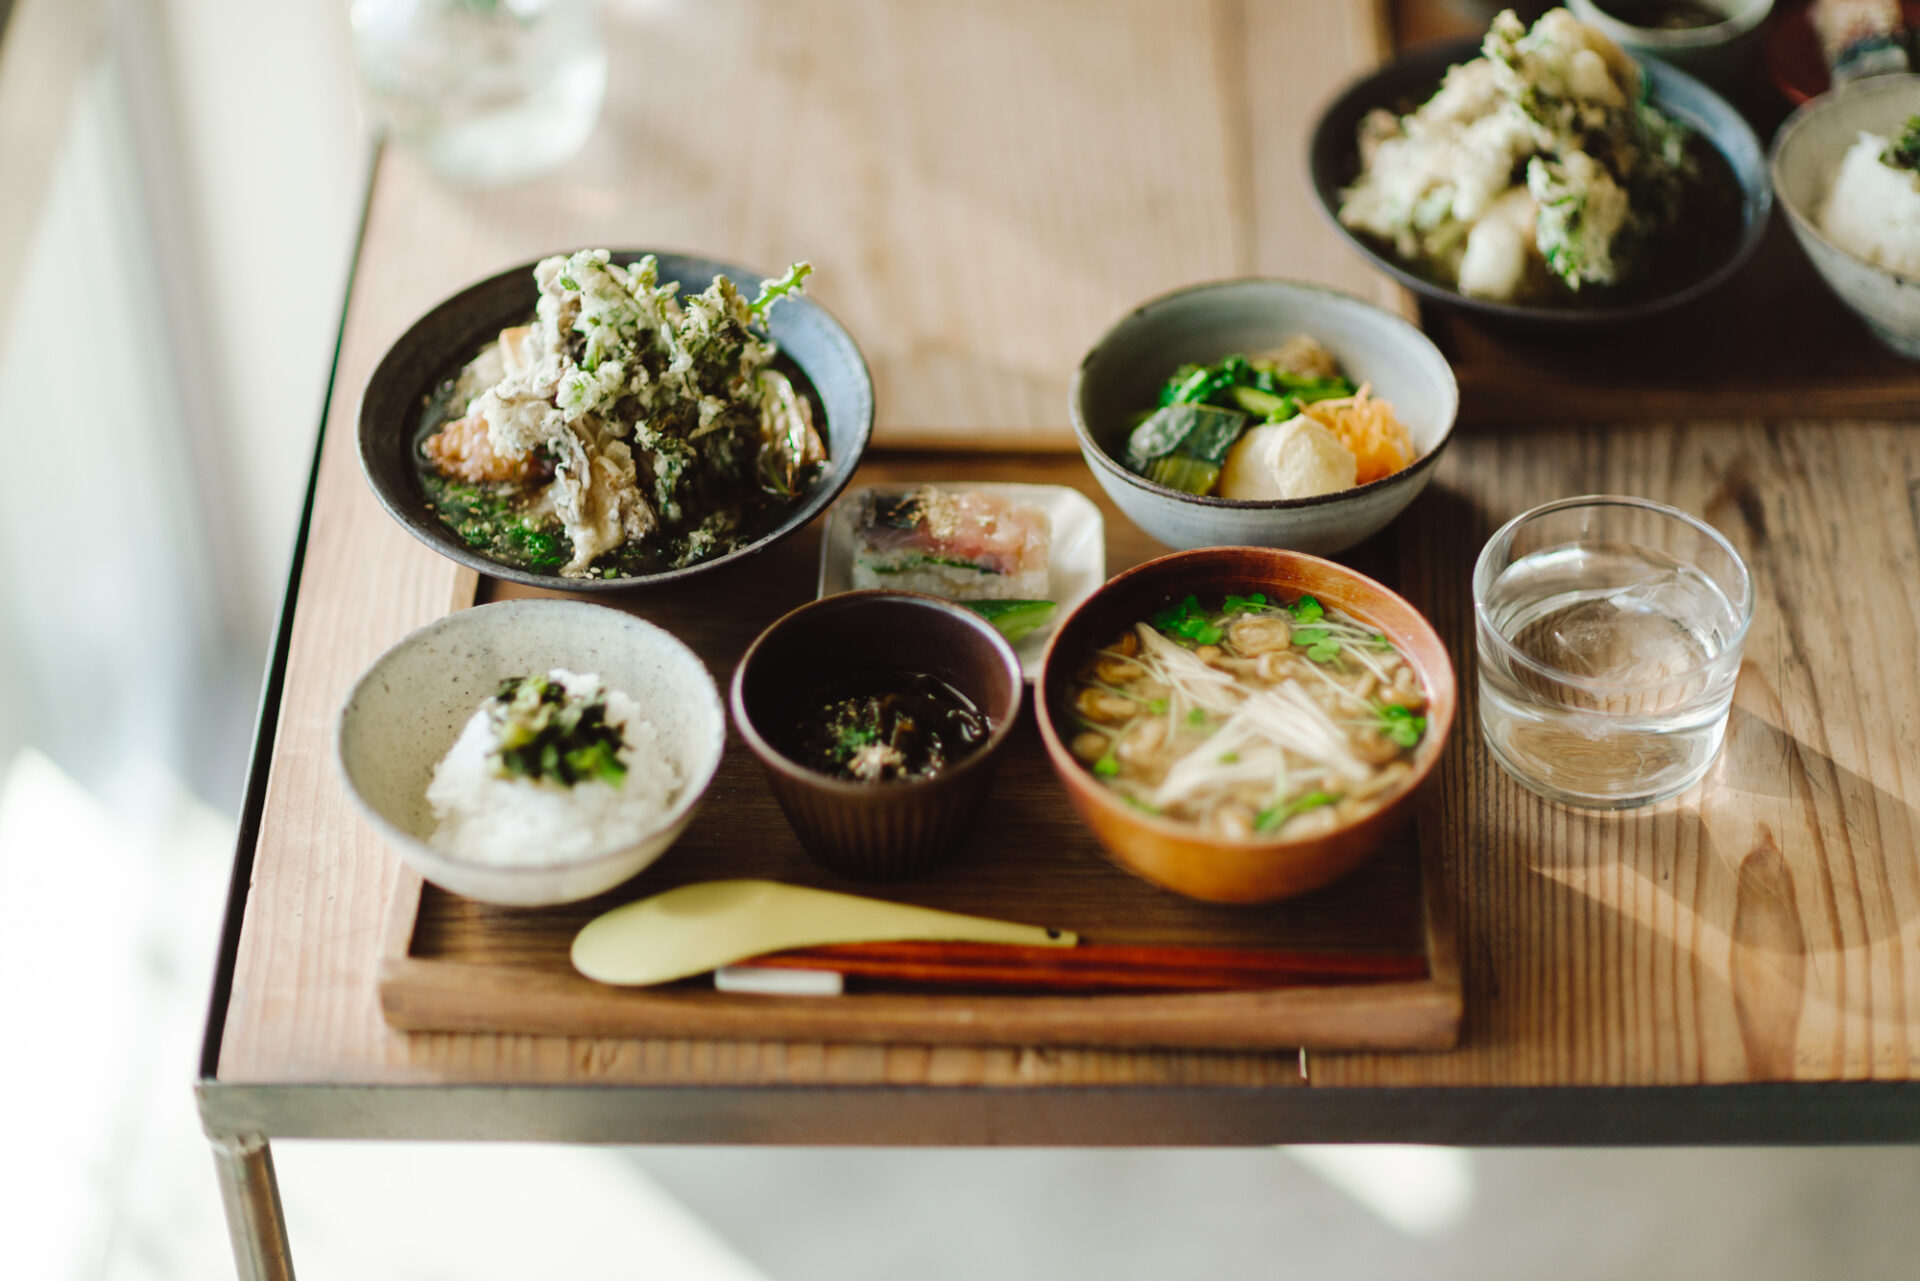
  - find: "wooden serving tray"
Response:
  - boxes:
[377,459,1462,1052]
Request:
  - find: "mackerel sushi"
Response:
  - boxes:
[850,486,1051,599]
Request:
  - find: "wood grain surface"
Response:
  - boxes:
[1318,420,1920,1086]
[295,0,1403,457]
[216,0,1920,1098]
[1435,222,1920,424]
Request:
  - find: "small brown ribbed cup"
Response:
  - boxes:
[731,591,1024,880]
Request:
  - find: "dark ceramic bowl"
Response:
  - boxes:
[1036,547,1456,904]
[1308,37,1771,326]
[1567,0,1772,101]
[358,250,874,591]
[731,592,1024,880]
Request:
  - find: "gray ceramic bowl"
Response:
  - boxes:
[1771,75,1920,359]
[337,599,727,906]
[358,250,874,591]
[1070,279,1457,556]
[731,592,1024,880]
[1308,37,1771,326]
[1567,0,1773,97]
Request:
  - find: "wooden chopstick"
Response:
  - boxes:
[739,939,1429,993]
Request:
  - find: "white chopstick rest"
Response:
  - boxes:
[715,965,845,996]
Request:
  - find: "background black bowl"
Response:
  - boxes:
[358,250,874,591]
[1307,37,1772,326]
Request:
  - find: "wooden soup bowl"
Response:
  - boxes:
[1036,547,1456,904]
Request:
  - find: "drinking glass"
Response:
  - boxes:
[351,0,607,187]
[1472,495,1754,809]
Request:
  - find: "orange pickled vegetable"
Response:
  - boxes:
[1297,384,1414,485]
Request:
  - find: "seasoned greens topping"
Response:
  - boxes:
[488,675,628,787]
[1157,354,1354,417]
[1886,115,1920,173]
[422,476,570,572]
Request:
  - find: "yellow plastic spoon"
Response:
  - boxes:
[571,878,1076,986]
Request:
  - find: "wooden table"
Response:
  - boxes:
[197,3,1920,1277]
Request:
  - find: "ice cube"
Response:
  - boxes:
[1525,596,1710,685]
[1603,569,1718,625]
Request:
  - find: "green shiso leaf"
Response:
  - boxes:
[958,599,1057,643]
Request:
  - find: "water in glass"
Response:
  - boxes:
[1478,541,1745,807]
[353,0,607,187]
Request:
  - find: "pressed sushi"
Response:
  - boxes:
[850,486,1051,600]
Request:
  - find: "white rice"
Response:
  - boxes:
[1820,132,1920,279]
[425,669,682,867]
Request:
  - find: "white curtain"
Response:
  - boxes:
[0,3,363,1277]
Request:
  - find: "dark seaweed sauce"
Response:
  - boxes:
[1608,136,1744,306]
[783,672,991,784]
[411,338,825,581]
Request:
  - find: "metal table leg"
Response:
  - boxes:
[209,1132,295,1281]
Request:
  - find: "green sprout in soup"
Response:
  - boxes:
[1065,592,1428,840]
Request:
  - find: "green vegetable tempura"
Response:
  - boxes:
[418,250,827,580]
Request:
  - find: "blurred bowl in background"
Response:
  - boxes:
[1308,37,1772,327]
[1764,0,1920,106]
[1567,0,1774,97]
[1771,74,1920,358]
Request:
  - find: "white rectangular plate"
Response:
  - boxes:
[817,482,1107,681]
